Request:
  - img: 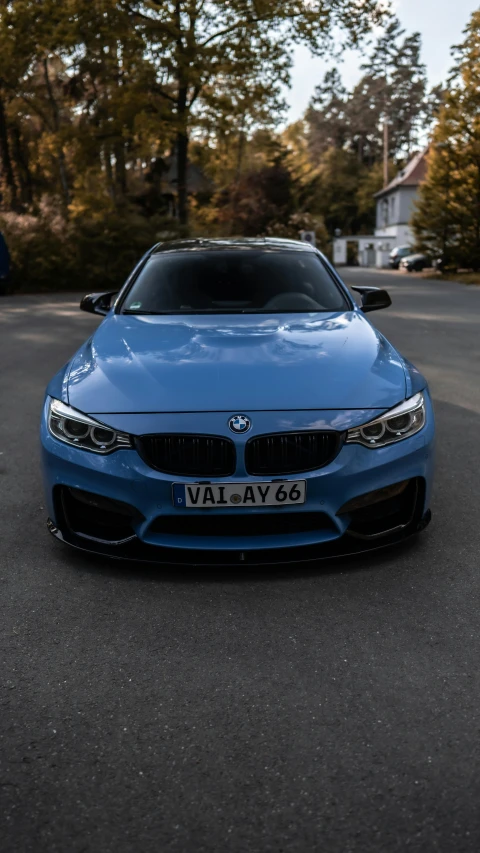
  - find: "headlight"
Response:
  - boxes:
[346,392,426,448]
[48,398,131,453]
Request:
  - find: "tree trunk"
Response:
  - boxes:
[357,135,363,164]
[11,124,33,206]
[103,145,116,202]
[57,148,70,207]
[235,114,246,181]
[176,129,188,225]
[114,141,127,196]
[43,58,70,207]
[229,117,246,235]
[383,119,389,188]
[0,91,18,209]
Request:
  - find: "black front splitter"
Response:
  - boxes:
[47,511,431,567]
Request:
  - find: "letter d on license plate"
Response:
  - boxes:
[173,481,306,508]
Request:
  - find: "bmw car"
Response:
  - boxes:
[41,238,434,564]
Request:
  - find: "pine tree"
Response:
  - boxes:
[307,17,428,167]
[412,10,480,269]
[307,69,348,157]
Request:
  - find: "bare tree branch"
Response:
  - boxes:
[199,14,281,47]
[188,83,202,107]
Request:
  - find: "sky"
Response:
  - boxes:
[286,0,480,123]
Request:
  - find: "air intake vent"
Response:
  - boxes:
[245,431,341,475]
[135,434,236,477]
[149,512,336,538]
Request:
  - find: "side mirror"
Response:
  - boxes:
[80,291,118,316]
[351,286,392,313]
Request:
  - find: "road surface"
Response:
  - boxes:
[1,268,480,852]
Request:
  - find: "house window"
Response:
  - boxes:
[382,198,389,227]
[390,195,396,222]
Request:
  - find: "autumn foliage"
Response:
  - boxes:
[0,1,466,290]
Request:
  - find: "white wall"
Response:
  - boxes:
[333,236,397,268]
[375,249,391,268]
[377,224,414,245]
[398,187,418,224]
[333,240,347,265]
[376,186,419,230]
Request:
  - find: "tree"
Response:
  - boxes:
[345,74,385,165]
[0,1,81,208]
[125,0,388,224]
[65,0,170,207]
[358,19,427,162]
[0,0,37,208]
[412,10,480,269]
[215,158,295,236]
[307,17,428,169]
[307,69,348,158]
[0,0,172,212]
[388,32,427,156]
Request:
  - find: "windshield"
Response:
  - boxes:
[121,250,350,315]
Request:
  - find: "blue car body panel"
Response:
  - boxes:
[65,311,406,414]
[41,242,435,562]
[41,392,435,553]
[66,408,388,437]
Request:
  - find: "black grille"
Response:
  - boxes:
[245,431,341,475]
[135,434,236,477]
[149,512,336,538]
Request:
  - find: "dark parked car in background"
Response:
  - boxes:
[0,230,10,295]
[389,245,412,269]
[399,253,431,273]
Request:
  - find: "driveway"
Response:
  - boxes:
[1,272,480,852]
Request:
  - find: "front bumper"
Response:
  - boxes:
[41,396,435,564]
[46,509,432,565]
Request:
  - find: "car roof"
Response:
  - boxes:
[151,237,316,255]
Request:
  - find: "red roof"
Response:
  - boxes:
[374,148,428,198]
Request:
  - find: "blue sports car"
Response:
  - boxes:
[41,238,434,564]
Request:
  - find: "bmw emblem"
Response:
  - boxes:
[229,414,251,434]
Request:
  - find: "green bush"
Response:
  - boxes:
[0,197,186,293]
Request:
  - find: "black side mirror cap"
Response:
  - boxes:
[80,291,118,316]
[351,285,392,313]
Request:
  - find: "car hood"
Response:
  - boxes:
[66,312,406,414]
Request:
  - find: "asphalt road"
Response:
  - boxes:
[1,268,480,852]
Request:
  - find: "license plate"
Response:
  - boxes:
[172,481,306,508]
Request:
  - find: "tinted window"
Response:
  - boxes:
[121,250,349,315]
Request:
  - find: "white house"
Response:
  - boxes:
[333,149,428,268]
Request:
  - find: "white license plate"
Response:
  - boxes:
[172,481,306,508]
